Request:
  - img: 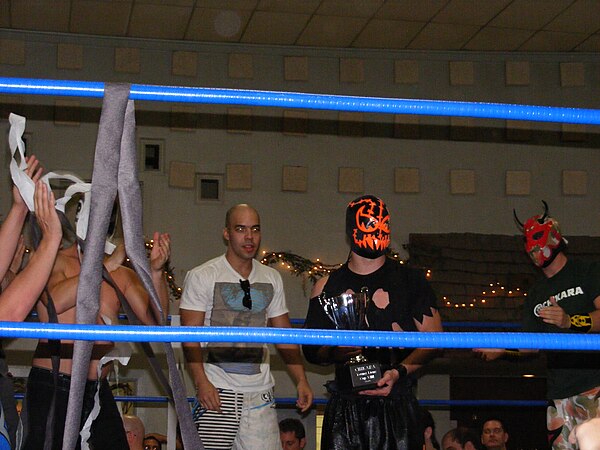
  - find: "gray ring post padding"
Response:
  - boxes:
[62,84,203,449]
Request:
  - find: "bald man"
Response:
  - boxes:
[123,415,145,450]
[180,204,313,450]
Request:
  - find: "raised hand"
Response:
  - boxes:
[150,232,171,272]
[33,181,61,244]
[13,155,43,209]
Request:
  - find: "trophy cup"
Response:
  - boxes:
[317,288,382,391]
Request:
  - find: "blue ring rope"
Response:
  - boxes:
[2,77,600,125]
[0,322,597,350]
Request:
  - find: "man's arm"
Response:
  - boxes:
[269,313,313,412]
[0,181,62,321]
[180,308,223,412]
[533,295,600,332]
[112,232,170,325]
[115,267,157,325]
[360,307,444,397]
[400,307,444,373]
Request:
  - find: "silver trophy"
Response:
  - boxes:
[317,287,381,391]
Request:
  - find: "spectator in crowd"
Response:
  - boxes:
[442,427,480,450]
[480,418,509,450]
[422,407,440,450]
[0,155,62,448]
[279,418,306,450]
[143,434,162,450]
[144,432,182,450]
[22,200,171,450]
[123,415,145,450]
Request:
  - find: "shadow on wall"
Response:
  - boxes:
[2,102,599,149]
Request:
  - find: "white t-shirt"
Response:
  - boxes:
[180,254,288,392]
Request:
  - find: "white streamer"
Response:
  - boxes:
[8,113,115,254]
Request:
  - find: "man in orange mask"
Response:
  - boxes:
[303,195,443,450]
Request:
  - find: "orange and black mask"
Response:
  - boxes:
[346,195,391,259]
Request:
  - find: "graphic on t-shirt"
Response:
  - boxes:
[218,281,271,313]
[533,286,585,317]
[207,281,274,375]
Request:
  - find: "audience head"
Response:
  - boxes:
[279,418,306,450]
[143,435,162,450]
[122,415,145,450]
[480,418,509,450]
[442,427,480,450]
[421,408,440,450]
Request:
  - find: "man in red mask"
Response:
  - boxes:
[477,202,600,450]
[303,195,443,450]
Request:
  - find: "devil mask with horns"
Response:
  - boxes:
[514,201,566,268]
[346,195,391,259]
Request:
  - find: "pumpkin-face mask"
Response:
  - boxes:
[346,195,391,259]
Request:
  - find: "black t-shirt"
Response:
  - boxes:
[523,258,600,399]
[302,258,438,368]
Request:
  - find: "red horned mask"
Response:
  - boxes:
[514,201,565,268]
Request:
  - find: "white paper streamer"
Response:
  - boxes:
[8,113,115,254]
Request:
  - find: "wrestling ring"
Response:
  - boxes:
[1,77,599,448]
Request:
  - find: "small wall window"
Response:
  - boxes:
[196,174,223,203]
[139,138,165,172]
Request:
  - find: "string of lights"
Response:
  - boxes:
[150,244,528,308]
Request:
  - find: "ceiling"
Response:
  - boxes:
[1,0,600,53]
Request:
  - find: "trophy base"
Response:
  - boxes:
[347,360,382,392]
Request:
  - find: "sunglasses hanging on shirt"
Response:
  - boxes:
[239,279,252,310]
